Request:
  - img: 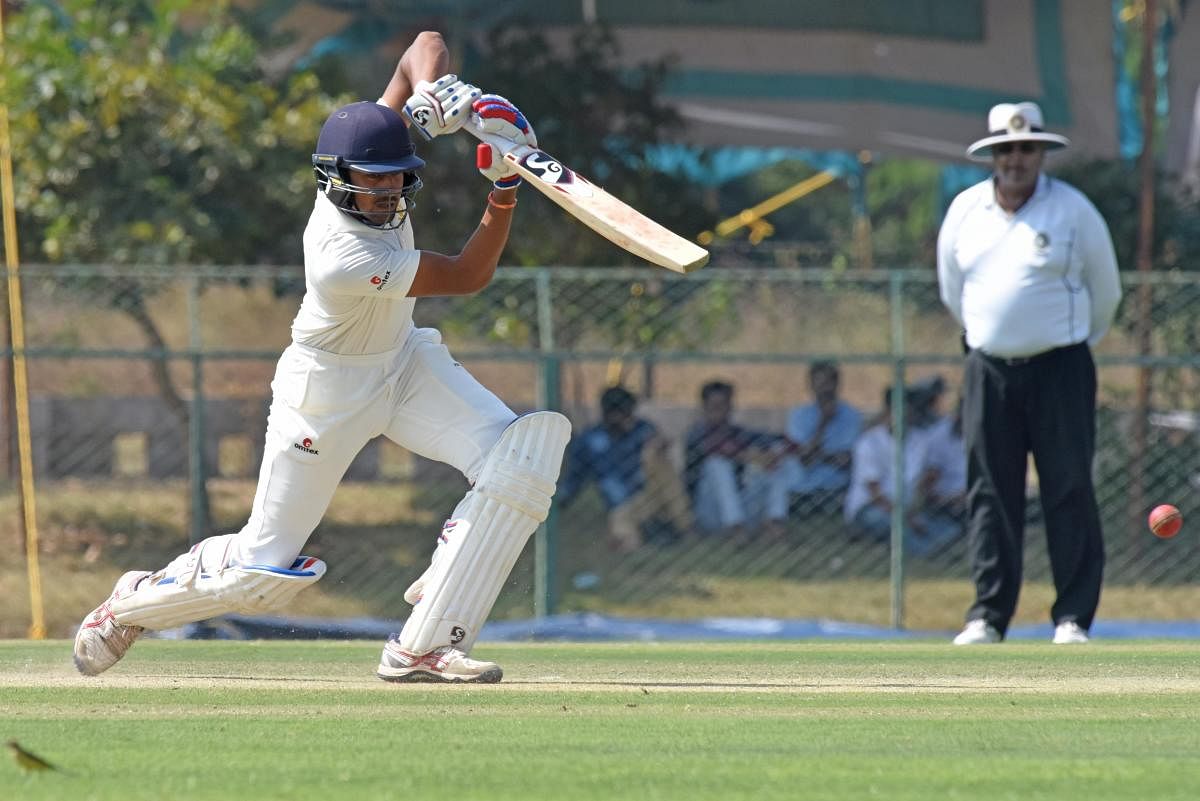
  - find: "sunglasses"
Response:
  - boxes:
[993,141,1040,155]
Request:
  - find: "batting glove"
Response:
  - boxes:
[471,94,537,148]
[477,143,522,189]
[403,74,481,140]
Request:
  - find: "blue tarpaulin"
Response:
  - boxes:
[169,613,1200,642]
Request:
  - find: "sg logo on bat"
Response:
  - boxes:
[519,151,594,198]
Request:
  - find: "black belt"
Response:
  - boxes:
[974,342,1087,367]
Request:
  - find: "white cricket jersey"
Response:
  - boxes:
[291,193,422,355]
[937,174,1121,358]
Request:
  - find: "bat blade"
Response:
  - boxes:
[468,120,708,273]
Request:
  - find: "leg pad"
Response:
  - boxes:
[111,556,326,629]
[398,411,570,654]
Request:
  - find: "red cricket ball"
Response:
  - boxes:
[1148,504,1183,539]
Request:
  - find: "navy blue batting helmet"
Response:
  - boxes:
[312,102,425,229]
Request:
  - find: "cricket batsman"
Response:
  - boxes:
[73,31,569,683]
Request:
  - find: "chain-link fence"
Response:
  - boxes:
[5,265,1199,637]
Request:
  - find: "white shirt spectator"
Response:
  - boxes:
[844,424,933,523]
[937,174,1121,358]
[922,417,966,501]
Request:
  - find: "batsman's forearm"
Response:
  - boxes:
[407,191,517,297]
[448,191,518,294]
[380,31,451,112]
[474,189,518,257]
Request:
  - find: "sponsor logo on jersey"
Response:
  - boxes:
[293,437,320,455]
[1034,232,1050,253]
[370,269,391,291]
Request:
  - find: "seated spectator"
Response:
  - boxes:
[919,394,967,534]
[844,386,961,556]
[909,376,967,531]
[557,386,692,552]
[908,374,948,428]
[684,380,790,542]
[779,360,863,516]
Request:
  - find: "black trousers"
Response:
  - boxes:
[961,342,1105,635]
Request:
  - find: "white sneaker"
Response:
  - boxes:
[377,636,503,684]
[73,571,152,676]
[1053,621,1090,644]
[952,619,1002,645]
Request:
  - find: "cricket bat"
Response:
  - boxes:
[467,115,709,273]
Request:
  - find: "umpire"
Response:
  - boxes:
[937,102,1122,645]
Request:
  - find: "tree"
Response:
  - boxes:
[6,0,344,264]
[1054,159,1200,274]
[3,0,347,535]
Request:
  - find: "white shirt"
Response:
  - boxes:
[937,174,1121,358]
[844,424,932,522]
[291,194,422,355]
[921,417,966,499]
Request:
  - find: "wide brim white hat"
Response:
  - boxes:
[966,101,1070,161]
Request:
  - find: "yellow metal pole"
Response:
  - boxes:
[0,2,46,639]
[698,170,838,244]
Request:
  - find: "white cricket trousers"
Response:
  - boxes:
[692,455,790,531]
[228,326,516,568]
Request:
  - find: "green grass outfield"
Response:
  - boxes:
[3,640,1200,801]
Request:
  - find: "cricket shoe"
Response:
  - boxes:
[1052,621,1090,645]
[952,618,1003,645]
[73,570,152,676]
[377,636,503,684]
